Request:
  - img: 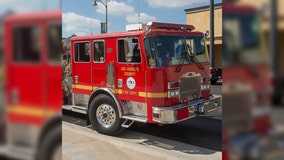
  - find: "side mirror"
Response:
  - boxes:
[124,38,133,62]
[204,30,209,37]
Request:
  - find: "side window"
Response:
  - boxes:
[47,23,61,63]
[12,26,41,62]
[74,42,90,62]
[117,38,141,63]
[118,40,125,62]
[175,39,187,56]
[93,41,105,62]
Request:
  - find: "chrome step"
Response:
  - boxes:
[121,119,134,128]
[62,105,73,110]
[62,105,87,114]
[122,115,147,123]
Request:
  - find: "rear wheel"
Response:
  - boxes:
[89,94,124,136]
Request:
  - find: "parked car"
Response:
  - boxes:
[210,67,222,85]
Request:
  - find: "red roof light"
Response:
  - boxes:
[147,22,195,31]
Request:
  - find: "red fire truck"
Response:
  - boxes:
[62,22,222,136]
[1,10,62,160]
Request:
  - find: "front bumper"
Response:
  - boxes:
[152,95,222,124]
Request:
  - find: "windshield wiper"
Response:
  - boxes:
[175,51,187,72]
[187,47,205,70]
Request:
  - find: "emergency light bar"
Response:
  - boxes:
[146,22,195,31]
[125,23,145,31]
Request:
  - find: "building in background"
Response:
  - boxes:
[185,3,222,68]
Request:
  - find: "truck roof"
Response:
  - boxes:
[71,22,203,41]
[71,30,145,41]
[4,10,61,23]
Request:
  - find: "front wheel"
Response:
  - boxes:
[89,94,124,136]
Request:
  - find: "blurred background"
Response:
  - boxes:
[0,0,62,159]
[0,0,284,160]
[223,0,284,159]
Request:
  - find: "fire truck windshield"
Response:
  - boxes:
[144,35,209,68]
[223,13,269,66]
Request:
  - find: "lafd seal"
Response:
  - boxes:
[126,77,136,90]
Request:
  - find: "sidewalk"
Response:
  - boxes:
[62,122,221,160]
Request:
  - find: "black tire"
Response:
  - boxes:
[211,79,218,85]
[37,125,62,160]
[89,94,124,136]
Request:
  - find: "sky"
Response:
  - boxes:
[0,0,222,38]
[0,0,60,14]
[62,0,222,37]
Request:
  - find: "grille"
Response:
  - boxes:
[180,72,201,101]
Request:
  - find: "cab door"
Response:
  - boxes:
[72,41,92,95]
[116,37,147,117]
[91,40,107,88]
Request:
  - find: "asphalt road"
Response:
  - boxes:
[62,84,222,151]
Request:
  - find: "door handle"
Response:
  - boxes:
[74,75,78,83]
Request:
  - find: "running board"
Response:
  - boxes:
[122,115,147,123]
[121,119,134,128]
[62,105,87,114]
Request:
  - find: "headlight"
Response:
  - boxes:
[207,84,210,89]
[201,84,210,90]
[168,89,180,98]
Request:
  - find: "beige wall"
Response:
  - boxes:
[186,7,222,44]
[214,44,222,67]
[206,44,222,68]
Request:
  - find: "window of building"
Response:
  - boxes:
[74,42,90,62]
[117,38,141,63]
[93,41,105,62]
[12,26,41,62]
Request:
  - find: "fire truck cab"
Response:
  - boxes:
[63,22,222,135]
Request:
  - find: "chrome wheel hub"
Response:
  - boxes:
[96,104,116,128]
